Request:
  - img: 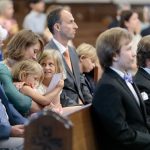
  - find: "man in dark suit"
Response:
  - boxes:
[0,85,27,149]
[92,27,150,150]
[134,35,150,116]
[45,7,90,106]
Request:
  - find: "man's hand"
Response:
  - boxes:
[11,125,24,137]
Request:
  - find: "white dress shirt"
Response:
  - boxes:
[110,67,140,105]
[52,38,67,54]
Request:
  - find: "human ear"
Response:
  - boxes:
[113,53,119,62]
[124,21,129,28]
[80,55,86,62]
[54,23,61,31]
[19,71,26,81]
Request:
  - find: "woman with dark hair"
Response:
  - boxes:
[120,10,141,74]
[120,10,141,50]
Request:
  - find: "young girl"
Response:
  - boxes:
[38,49,66,100]
[12,59,64,113]
[76,43,99,103]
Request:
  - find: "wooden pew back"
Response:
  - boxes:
[24,110,73,150]
[66,104,98,150]
[24,104,99,150]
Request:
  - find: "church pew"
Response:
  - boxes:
[24,104,100,150]
[65,104,99,150]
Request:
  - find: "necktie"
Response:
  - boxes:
[124,73,133,83]
[63,49,72,71]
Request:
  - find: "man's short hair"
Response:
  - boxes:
[47,7,63,34]
[137,35,150,67]
[96,27,132,69]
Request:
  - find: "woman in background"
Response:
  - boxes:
[120,10,141,74]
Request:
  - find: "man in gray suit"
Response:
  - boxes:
[45,7,91,106]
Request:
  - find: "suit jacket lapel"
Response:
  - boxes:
[132,82,148,120]
[116,75,142,109]
[50,40,77,79]
[107,68,145,110]
[48,39,59,50]
[67,47,82,99]
[139,68,150,80]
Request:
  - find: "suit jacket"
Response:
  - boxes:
[80,74,92,103]
[45,40,84,106]
[134,68,150,116]
[141,26,150,37]
[0,85,27,139]
[92,68,150,150]
[108,18,119,29]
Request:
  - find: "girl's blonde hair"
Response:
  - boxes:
[76,43,98,65]
[38,49,66,78]
[12,60,44,84]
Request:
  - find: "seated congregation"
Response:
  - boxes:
[2,1,150,150]
[0,5,98,149]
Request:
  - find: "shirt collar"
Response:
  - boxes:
[30,10,42,16]
[143,67,150,75]
[52,38,67,54]
[110,67,125,79]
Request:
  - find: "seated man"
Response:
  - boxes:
[0,84,27,149]
[92,27,150,150]
[134,35,150,117]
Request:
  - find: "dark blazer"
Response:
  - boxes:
[0,85,27,139]
[80,74,92,103]
[134,68,150,116]
[45,40,84,106]
[92,68,150,150]
[108,18,119,29]
[141,26,150,37]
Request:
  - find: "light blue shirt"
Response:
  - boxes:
[23,10,46,34]
[0,99,10,125]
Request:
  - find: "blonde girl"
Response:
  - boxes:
[38,49,66,108]
[38,49,65,91]
[76,43,100,103]
[76,43,98,73]
[12,59,64,112]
